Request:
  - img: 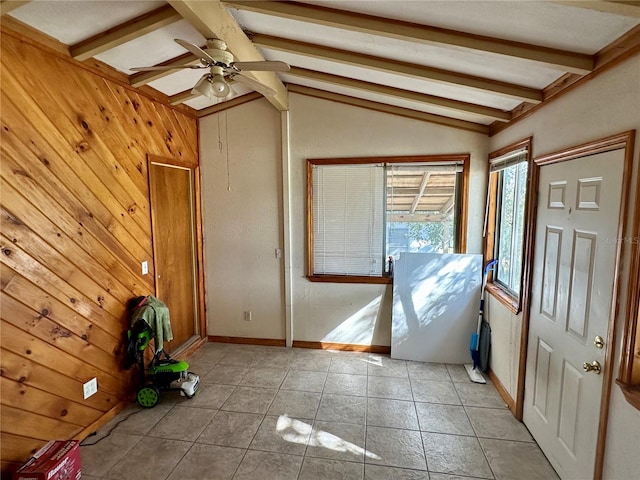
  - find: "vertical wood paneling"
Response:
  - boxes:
[0,26,198,474]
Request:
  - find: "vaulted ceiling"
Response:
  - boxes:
[3,0,640,135]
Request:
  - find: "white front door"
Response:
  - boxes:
[524,149,624,480]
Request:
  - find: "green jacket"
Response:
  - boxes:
[131,295,173,350]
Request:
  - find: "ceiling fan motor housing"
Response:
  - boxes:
[204,38,234,66]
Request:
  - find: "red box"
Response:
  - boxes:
[13,440,81,480]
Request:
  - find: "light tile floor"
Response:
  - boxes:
[80,343,559,480]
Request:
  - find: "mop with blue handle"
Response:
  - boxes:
[465,260,498,384]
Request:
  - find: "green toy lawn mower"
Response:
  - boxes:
[124,296,200,408]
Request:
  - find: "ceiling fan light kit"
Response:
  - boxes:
[192,73,231,99]
[132,38,290,101]
[192,63,231,99]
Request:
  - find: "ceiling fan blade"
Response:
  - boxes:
[232,73,277,97]
[174,38,217,65]
[130,65,205,72]
[231,61,290,72]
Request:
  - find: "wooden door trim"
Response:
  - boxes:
[530,130,635,480]
[517,143,539,421]
[617,133,640,404]
[147,155,207,344]
[193,164,207,345]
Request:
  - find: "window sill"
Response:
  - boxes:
[616,380,640,411]
[307,275,392,284]
[486,282,521,315]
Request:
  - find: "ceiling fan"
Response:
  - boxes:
[131,38,290,99]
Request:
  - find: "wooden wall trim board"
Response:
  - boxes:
[487,368,516,414]
[0,26,199,474]
[206,336,392,353]
[208,336,287,347]
[172,336,208,360]
[293,341,391,354]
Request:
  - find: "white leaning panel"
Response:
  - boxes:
[391,253,482,364]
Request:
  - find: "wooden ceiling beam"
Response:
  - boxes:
[169,89,199,106]
[70,4,181,61]
[287,66,511,122]
[197,91,263,117]
[130,52,199,87]
[387,188,455,196]
[489,23,640,135]
[253,34,542,104]
[410,173,431,214]
[230,1,594,73]
[168,0,288,111]
[288,84,489,134]
[388,213,450,222]
[553,1,640,17]
[439,196,455,215]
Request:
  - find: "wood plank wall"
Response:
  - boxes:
[0,27,199,474]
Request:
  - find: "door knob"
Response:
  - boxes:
[583,360,601,374]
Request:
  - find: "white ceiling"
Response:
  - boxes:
[10,1,164,44]
[7,0,640,131]
[305,0,638,53]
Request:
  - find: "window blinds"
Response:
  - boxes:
[489,149,528,173]
[312,164,384,276]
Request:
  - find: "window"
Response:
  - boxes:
[494,160,528,296]
[484,139,532,312]
[307,155,469,283]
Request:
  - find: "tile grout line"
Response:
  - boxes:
[88,344,554,479]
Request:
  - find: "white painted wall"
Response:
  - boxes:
[200,93,488,345]
[288,93,488,345]
[199,53,640,477]
[200,99,285,339]
[485,295,521,398]
[489,55,640,478]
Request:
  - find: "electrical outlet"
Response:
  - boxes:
[141,261,148,275]
[244,311,252,322]
[83,378,98,399]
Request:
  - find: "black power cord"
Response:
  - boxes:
[80,408,143,446]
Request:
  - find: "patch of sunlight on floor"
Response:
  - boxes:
[276,415,381,460]
[276,415,312,445]
[321,295,383,344]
